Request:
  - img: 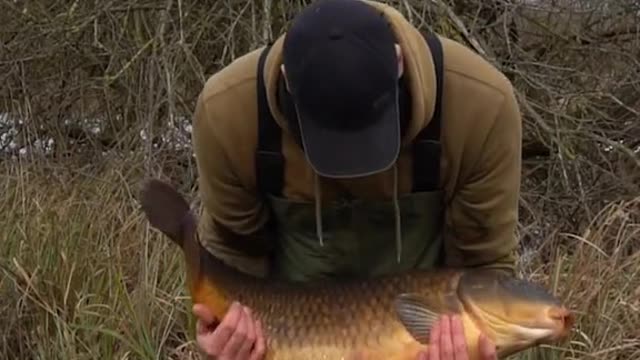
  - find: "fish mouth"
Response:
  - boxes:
[468,303,575,346]
[491,306,575,359]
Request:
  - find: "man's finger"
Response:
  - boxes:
[478,334,497,360]
[207,301,243,355]
[193,303,216,325]
[428,317,441,360]
[193,304,219,337]
[250,319,267,360]
[451,315,468,360]
[439,315,454,359]
[195,319,209,335]
[236,306,257,358]
[221,304,250,357]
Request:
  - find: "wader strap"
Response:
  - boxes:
[255,43,284,197]
[411,32,444,192]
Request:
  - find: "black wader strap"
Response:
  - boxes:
[412,32,444,192]
[255,43,284,197]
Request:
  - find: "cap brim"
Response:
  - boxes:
[295,90,401,178]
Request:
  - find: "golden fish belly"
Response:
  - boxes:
[194,269,469,359]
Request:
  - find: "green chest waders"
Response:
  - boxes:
[255,33,445,282]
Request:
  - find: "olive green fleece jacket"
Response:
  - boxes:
[191,0,523,278]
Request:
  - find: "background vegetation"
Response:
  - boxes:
[1,0,639,359]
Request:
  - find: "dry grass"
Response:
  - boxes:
[1,0,639,359]
[0,155,198,360]
[1,156,638,359]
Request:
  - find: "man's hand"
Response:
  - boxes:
[192,301,266,360]
[416,314,497,360]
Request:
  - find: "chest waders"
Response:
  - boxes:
[255,33,445,282]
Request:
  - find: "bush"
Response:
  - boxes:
[1,0,638,358]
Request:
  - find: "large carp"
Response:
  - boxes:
[139,179,574,360]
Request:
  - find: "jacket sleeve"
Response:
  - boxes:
[191,90,274,278]
[444,86,522,275]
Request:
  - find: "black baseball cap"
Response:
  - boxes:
[282,0,401,178]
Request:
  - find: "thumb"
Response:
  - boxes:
[479,334,497,359]
[416,350,428,360]
[192,303,216,325]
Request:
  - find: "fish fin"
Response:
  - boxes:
[139,178,194,248]
[394,293,457,344]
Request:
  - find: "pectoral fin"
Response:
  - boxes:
[393,293,459,344]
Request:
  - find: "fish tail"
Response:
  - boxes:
[139,178,231,320]
[139,178,192,248]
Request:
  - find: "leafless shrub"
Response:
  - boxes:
[0,1,639,356]
[0,0,637,242]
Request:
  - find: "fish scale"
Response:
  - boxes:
[140,179,575,360]
[196,255,476,359]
